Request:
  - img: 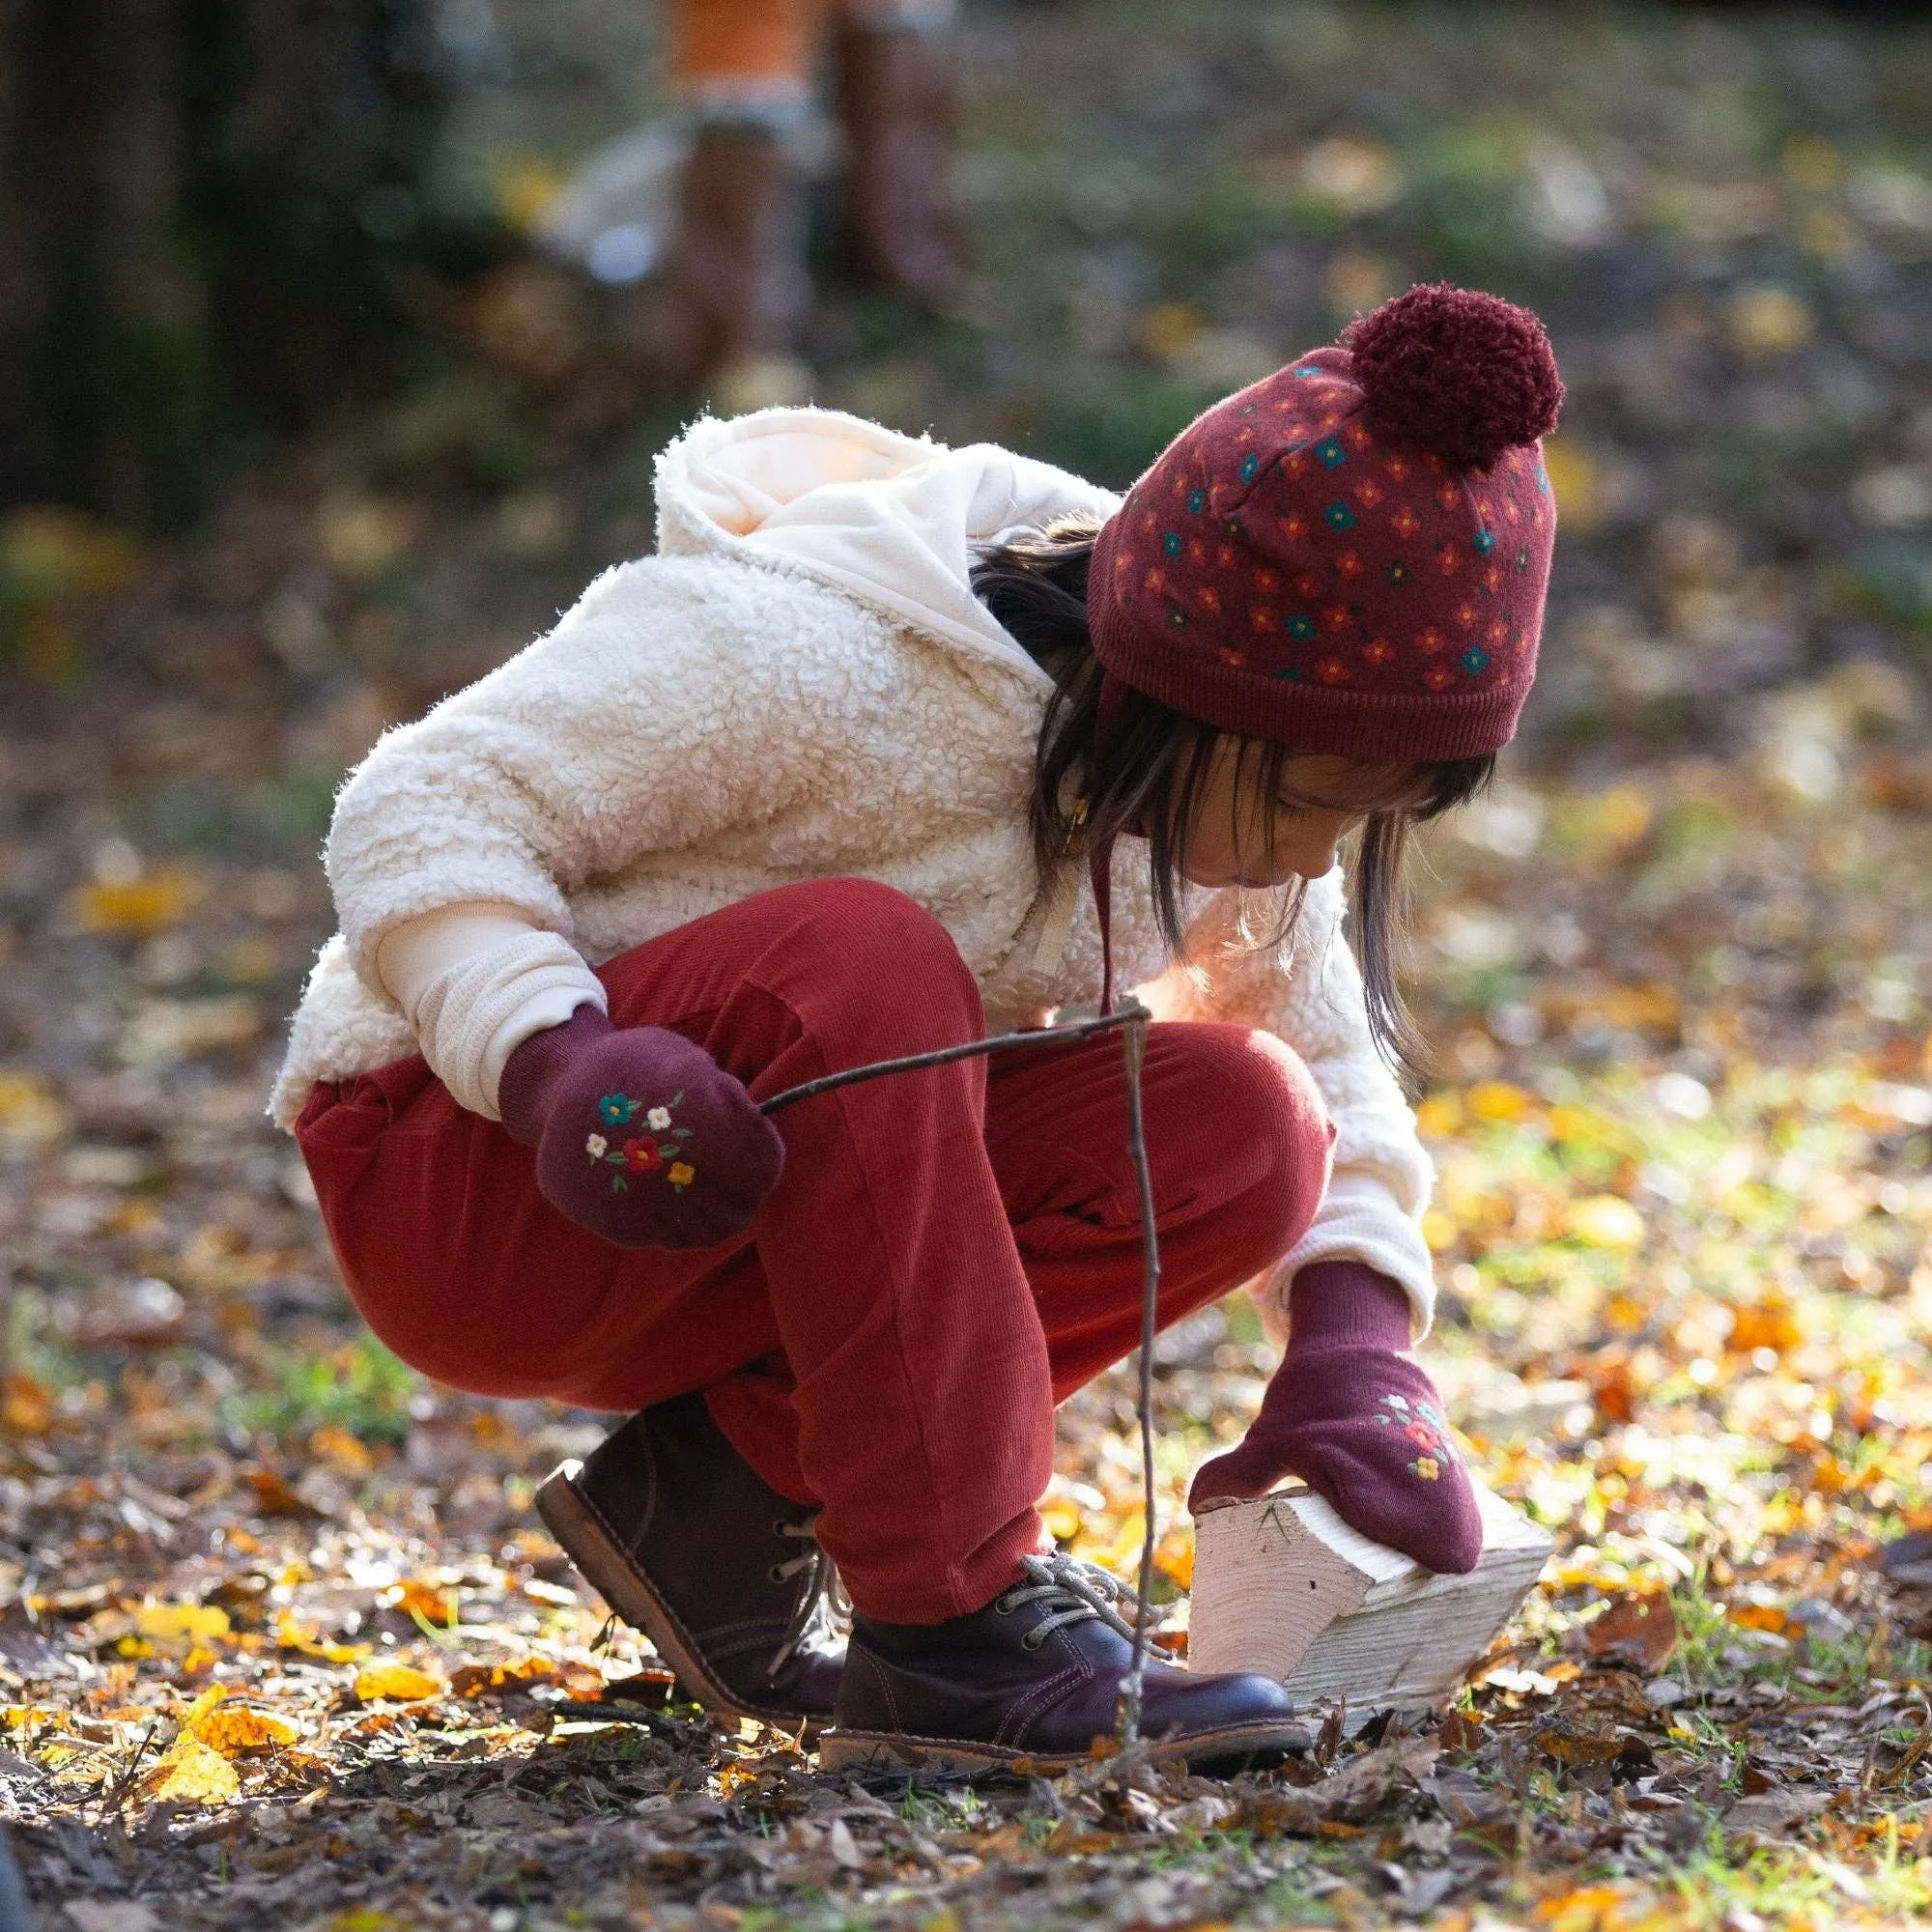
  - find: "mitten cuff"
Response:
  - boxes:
[1287,1262,1416,1353]
[497,1004,614,1147]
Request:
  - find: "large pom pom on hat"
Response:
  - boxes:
[1343,283,1564,472]
[1087,281,1565,765]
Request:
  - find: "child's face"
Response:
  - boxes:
[1178,741,1427,890]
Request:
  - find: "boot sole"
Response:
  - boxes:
[534,1459,826,1737]
[817,1717,1310,1776]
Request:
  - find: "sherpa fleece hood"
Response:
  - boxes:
[651,405,1121,682]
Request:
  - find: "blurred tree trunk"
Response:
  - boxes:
[0,0,446,529]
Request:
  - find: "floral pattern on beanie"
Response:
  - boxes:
[1089,285,1564,760]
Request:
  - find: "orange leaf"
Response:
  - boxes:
[1,1375,52,1435]
[190,1704,300,1756]
[381,1578,459,1626]
[244,1467,315,1517]
[352,1662,447,1704]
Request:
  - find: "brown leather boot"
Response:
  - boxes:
[646,123,811,405]
[833,24,969,313]
[819,1553,1308,1772]
[534,1393,845,1729]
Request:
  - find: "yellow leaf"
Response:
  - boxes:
[1133,301,1208,362]
[191,1703,300,1755]
[1565,1196,1646,1252]
[1548,1104,1605,1146]
[134,1602,231,1648]
[144,1733,241,1805]
[1039,1497,1082,1544]
[71,867,203,935]
[1728,1293,1803,1355]
[353,1662,447,1705]
[180,1685,227,1728]
[1592,784,1654,850]
[1422,1208,1460,1252]
[275,1609,367,1665]
[1414,1093,1463,1138]
[1466,1081,1536,1123]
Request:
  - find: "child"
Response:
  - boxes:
[274,284,1562,1772]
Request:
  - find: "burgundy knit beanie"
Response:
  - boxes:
[1089,284,1564,764]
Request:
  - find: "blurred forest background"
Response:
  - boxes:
[5,3,1932,1928]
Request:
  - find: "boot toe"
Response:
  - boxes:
[1139,1663,1307,1756]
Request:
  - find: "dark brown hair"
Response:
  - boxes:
[971,517,1494,1084]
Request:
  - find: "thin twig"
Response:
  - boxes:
[1116,1009,1161,1747]
[756,1006,1146,1116]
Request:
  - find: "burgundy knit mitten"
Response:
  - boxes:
[498,1007,784,1250]
[1188,1262,1483,1574]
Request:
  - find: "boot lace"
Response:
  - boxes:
[994,1552,1151,1653]
[768,1516,849,1676]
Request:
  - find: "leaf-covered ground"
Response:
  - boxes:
[5,2,1932,1926]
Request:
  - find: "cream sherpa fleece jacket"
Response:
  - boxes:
[271,407,1440,1335]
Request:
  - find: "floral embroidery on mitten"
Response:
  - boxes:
[584,1091,697,1193]
[1371,1391,1461,1482]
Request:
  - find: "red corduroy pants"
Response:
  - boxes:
[297,878,1334,1621]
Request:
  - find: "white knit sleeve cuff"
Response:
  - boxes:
[1255,1171,1439,1344]
[411,931,607,1121]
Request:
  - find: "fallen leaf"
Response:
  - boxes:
[353,1662,447,1704]
[2,1374,53,1435]
[1532,1725,1626,1766]
[133,1603,230,1650]
[71,867,203,935]
[141,1732,241,1804]
[1587,1593,1679,1671]
[381,1577,459,1626]
[190,1702,300,1755]
[1726,1786,1833,1835]
[245,1467,318,1517]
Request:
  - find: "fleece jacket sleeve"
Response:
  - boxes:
[323,557,826,1005]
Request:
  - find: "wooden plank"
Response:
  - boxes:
[1188,1481,1552,1713]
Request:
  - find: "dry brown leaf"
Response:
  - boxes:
[1532,1724,1628,1766]
[1586,1593,1679,1670]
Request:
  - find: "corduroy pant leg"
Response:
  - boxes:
[298,877,1057,1623]
[980,1022,1336,1397]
